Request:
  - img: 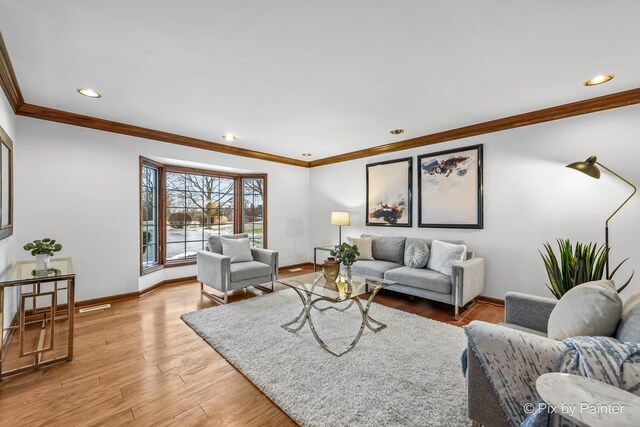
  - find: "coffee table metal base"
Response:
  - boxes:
[281,285,386,357]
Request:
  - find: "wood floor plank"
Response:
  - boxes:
[0,265,503,426]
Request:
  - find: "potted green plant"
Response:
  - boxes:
[23,238,63,271]
[330,242,360,283]
[540,239,633,299]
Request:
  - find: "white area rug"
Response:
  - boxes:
[181,289,470,426]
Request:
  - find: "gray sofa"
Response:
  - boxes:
[466,291,640,426]
[350,235,485,319]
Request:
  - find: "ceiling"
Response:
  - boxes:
[0,1,639,161]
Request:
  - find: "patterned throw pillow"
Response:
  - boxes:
[404,240,430,269]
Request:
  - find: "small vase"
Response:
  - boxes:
[323,257,340,284]
[35,254,51,271]
[343,265,353,284]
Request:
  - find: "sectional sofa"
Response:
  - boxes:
[350,234,485,319]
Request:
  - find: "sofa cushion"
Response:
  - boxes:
[220,237,253,263]
[351,260,402,279]
[616,291,640,343]
[383,266,451,294]
[347,236,374,260]
[548,280,623,340]
[230,261,272,282]
[361,235,405,264]
[427,240,467,276]
[207,233,249,254]
[404,240,430,269]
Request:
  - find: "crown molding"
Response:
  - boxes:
[0,32,24,113]
[309,87,640,167]
[15,103,310,167]
[2,31,640,169]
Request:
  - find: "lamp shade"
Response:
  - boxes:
[330,211,350,226]
[566,155,601,179]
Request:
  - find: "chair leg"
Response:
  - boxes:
[255,277,276,294]
[201,283,228,304]
[255,283,274,293]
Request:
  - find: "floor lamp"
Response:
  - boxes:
[566,155,637,277]
[330,211,350,245]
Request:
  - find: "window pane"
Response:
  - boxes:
[185,241,204,258]
[166,190,185,208]
[185,222,204,242]
[142,164,159,269]
[166,242,187,261]
[185,174,204,192]
[166,172,185,190]
[242,178,264,248]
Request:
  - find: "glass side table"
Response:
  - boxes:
[0,257,76,379]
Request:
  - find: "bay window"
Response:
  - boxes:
[140,158,267,273]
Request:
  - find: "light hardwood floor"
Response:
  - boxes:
[0,266,503,426]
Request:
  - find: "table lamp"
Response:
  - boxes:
[330,211,350,244]
[566,155,637,277]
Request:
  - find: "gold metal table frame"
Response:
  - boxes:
[0,257,75,380]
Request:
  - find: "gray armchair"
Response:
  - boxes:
[197,233,278,304]
[466,290,640,426]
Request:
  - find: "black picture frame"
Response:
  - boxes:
[417,144,483,229]
[366,157,412,227]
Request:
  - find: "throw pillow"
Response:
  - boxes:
[220,237,253,263]
[347,236,374,260]
[547,280,623,340]
[426,240,467,276]
[404,240,430,269]
[207,233,249,254]
[616,290,640,342]
[361,235,405,264]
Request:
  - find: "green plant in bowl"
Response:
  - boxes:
[23,238,63,256]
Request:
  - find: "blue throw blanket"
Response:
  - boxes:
[521,336,640,427]
[462,322,640,427]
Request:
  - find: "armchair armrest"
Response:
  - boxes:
[452,257,485,306]
[250,248,279,278]
[505,292,558,334]
[465,321,565,426]
[197,250,231,291]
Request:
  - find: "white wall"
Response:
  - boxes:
[309,105,640,300]
[0,93,17,334]
[15,118,310,301]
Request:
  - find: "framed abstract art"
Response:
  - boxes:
[366,157,412,227]
[418,144,483,229]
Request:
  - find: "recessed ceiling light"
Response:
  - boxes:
[390,129,405,135]
[302,153,312,157]
[222,133,237,141]
[76,88,102,98]
[584,74,614,86]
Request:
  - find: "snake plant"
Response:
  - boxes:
[540,239,633,299]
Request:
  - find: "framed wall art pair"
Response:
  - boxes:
[365,144,483,229]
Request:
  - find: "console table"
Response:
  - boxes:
[0,257,75,379]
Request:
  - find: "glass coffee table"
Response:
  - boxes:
[277,272,395,356]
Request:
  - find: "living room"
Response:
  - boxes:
[1,1,639,426]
